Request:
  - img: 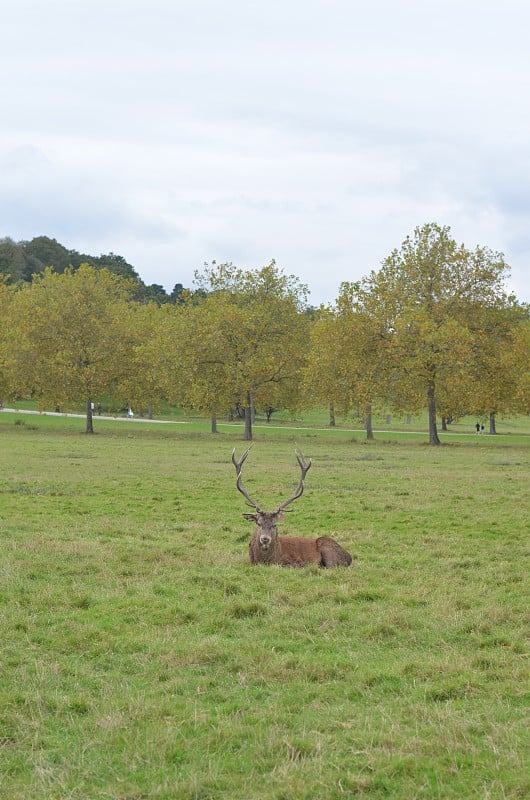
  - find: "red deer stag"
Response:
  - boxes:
[232,447,352,567]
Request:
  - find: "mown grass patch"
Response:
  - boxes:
[0,417,528,798]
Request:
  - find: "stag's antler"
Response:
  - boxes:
[232,447,264,512]
[276,449,312,512]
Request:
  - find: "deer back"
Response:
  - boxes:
[275,536,322,567]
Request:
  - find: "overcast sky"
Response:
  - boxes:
[2,0,530,304]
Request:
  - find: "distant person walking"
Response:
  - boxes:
[475,422,481,434]
[127,407,134,418]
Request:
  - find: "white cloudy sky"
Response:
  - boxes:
[2,0,530,304]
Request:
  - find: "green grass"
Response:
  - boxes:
[0,413,528,799]
[8,397,530,437]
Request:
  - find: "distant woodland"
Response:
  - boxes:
[0,235,186,303]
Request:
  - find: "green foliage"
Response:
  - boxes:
[1,229,529,447]
[3,266,138,429]
[0,237,28,282]
[310,224,529,446]
[0,235,182,303]
[194,259,310,310]
[168,261,311,437]
[22,235,73,274]
[0,417,528,798]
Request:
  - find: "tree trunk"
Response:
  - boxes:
[489,412,496,435]
[365,403,374,441]
[244,391,253,441]
[441,416,448,431]
[211,410,218,433]
[85,398,94,434]
[329,403,336,427]
[427,380,440,445]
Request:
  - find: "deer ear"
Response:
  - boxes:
[242,513,258,522]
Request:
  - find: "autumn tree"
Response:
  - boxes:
[110,300,169,418]
[335,281,396,439]
[169,261,311,439]
[304,309,343,416]
[459,299,528,432]
[304,294,383,439]
[0,277,15,403]
[362,223,513,444]
[5,265,137,432]
[154,296,236,431]
[511,315,530,414]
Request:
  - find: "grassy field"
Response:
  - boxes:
[0,411,528,799]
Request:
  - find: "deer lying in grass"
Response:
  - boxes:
[232,447,352,567]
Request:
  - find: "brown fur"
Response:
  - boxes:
[245,512,352,568]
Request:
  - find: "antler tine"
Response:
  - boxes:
[295,448,312,476]
[232,446,252,474]
[232,447,263,512]
[276,449,312,512]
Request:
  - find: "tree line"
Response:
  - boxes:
[0,235,189,305]
[0,223,528,444]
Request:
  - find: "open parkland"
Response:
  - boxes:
[0,406,528,799]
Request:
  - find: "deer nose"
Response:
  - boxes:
[260,534,271,546]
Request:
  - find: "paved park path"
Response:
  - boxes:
[0,407,183,424]
[1,406,486,436]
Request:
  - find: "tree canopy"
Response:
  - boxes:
[1,226,528,440]
[359,223,517,444]
[0,235,190,306]
[3,265,138,432]
[166,261,311,439]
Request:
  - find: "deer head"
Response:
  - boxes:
[232,447,312,559]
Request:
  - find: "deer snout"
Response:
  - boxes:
[259,533,272,549]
